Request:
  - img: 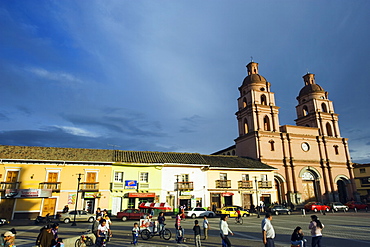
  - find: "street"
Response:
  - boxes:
[4,211,370,247]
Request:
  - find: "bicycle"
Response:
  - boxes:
[75,230,94,247]
[235,217,243,225]
[141,223,172,240]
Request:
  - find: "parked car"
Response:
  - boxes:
[345,201,368,210]
[116,209,147,221]
[59,210,95,224]
[328,202,349,211]
[216,206,250,217]
[184,207,216,218]
[267,205,292,215]
[304,202,330,212]
[0,218,9,226]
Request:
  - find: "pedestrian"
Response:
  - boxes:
[157,212,166,234]
[51,223,59,242]
[291,226,307,247]
[261,212,275,247]
[131,222,140,245]
[212,204,217,212]
[92,216,102,238]
[62,205,69,213]
[3,231,16,247]
[175,213,184,243]
[219,215,233,247]
[202,215,210,240]
[36,224,54,247]
[193,220,201,247]
[309,215,324,247]
[97,219,112,247]
[96,208,102,218]
[180,205,186,221]
[104,215,112,242]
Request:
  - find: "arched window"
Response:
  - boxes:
[303,105,308,116]
[263,116,271,131]
[243,97,247,108]
[269,140,275,151]
[244,119,249,134]
[326,122,333,136]
[232,150,235,155]
[321,103,327,113]
[261,94,267,105]
[334,145,339,155]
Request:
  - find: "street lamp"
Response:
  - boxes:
[254,176,260,218]
[175,175,180,213]
[72,173,83,226]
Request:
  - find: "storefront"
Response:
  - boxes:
[125,192,155,209]
[83,192,101,214]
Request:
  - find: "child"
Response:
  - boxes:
[203,216,209,240]
[176,226,184,243]
[291,226,306,247]
[131,223,140,245]
[193,220,201,247]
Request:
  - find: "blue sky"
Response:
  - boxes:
[1,1,370,163]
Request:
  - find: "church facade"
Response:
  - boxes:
[213,61,359,205]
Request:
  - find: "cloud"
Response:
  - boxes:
[179,115,203,133]
[53,125,100,138]
[25,67,83,85]
[0,112,9,121]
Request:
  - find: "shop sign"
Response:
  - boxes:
[84,192,101,199]
[125,180,138,189]
[128,192,155,198]
[5,189,52,198]
[180,191,192,196]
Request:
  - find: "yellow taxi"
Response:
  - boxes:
[216,206,250,217]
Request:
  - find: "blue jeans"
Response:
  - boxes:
[311,236,322,247]
[132,233,138,244]
[264,238,275,247]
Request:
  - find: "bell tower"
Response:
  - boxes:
[235,61,280,158]
[295,73,341,137]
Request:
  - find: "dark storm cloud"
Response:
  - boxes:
[0,127,173,151]
[179,115,202,133]
[0,112,9,121]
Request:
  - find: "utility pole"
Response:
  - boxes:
[254,176,260,218]
[72,173,83,226]
[175,175,181,213]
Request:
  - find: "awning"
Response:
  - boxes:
[222,192,234,197]
[139,202,172,210]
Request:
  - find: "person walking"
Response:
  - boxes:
[261,212,275,247]
[175,213,184,243]
[157,212,166,235]
[36,224,54,247]
[309,215,324,247]
[131,222,140,245]
[3,231,16,247]
[202,215,210,240]
[193,220,201,247]
[219,215,233,247]
[92,216,102,238]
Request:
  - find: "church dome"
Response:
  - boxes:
[298,83,325,97]
[242,74,267,86]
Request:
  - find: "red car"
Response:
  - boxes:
[304,202,330,212]
[345,201,368,210]
[116,209,147,221]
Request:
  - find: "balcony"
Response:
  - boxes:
[216,180,231,188]
[79,182,99,192]
[238,180,253,189]
[0,182,21,191]
[110,182,125,190]
[258,181,273,188]
[175,182,194,191]
[39,182,61,192]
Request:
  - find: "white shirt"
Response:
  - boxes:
[261,218,275,239]
[203,218,209,229]
[219,220,232,236]
[98,224,109,234]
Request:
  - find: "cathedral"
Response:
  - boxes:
[213,61,359,205]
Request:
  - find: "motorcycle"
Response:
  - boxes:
[34,213,52,225]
